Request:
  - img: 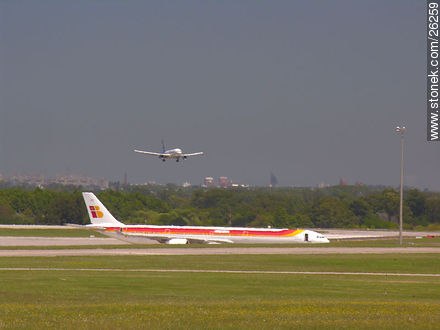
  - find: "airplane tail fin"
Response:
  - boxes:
[161,139,166,153]
[82,192,125,227]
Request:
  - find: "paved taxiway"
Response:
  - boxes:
[323,229,440,240]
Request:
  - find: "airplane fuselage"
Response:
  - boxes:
[91,224,330,244]
[134,143,203,162]
[161,148,183,159]
[83,192,329,244]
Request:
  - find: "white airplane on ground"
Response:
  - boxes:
[134,140,203,162]
[82,192,330,244]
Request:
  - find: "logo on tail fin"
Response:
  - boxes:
[89,206,104,218]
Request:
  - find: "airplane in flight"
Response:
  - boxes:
[134,140,203,162]
[82,192,330,244]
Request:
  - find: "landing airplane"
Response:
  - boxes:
[134,140,203,162]
[82,192,330,244]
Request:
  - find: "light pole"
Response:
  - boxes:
[395,126,406,245]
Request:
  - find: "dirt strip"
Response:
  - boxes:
[1,247,440,256]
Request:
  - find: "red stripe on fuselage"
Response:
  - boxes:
[105,226,301,237]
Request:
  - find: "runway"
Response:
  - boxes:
[1,247,440,257]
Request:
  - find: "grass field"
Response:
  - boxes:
[0,254,439,329]
[0,228,439,327]
[1,254,440,273]
[0,228,107,238]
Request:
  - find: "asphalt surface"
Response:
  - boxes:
[322,229,440,240]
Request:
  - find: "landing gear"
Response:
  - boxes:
[176,158,179,162]
[162,159,166,162]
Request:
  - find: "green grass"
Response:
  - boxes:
[0,228,107,238]
[1,300,439,329]
[328,236,440,247]
[0,254,439,273]
[0,254,439,328]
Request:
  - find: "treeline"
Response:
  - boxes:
[0,186,439,229]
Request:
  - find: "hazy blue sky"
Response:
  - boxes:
[0,1,436,189]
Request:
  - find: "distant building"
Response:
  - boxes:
[182,182,191,188]
[219,176,229,188]
[0,173,3,182]
[339,178,347,186]
[317,182,330,188]
[5,172,110,189]
[204,177,215,187]
[10,173,45,186]
[53,173,109,189]
[270,172,278,187]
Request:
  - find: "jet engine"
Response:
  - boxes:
[166,238,189,244]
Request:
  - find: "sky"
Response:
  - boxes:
[0,1,437,189]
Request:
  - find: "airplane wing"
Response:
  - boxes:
[182,237,233,244]
[118,231,233,244]
[146,236,232,244]
[182,152,204,157]
[134,149,163,156]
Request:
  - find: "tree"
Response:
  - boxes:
[309,197,359,228]
[374,189,400,222]
[290,214,314,228]
[426,197,440,223]
[0,200,14,220]
[248,214,274,228]
[272,207,291,228]
[44,192,86,225]
[405,189,426,218]
[349,199,373,218]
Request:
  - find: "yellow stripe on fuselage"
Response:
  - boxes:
[283,229,304,237]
